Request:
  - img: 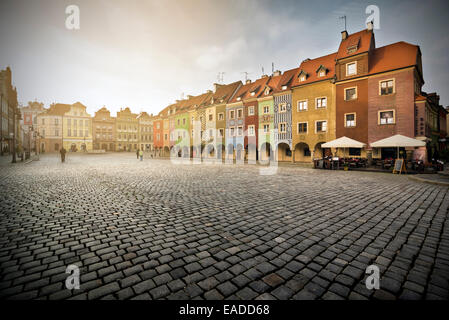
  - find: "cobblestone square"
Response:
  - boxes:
[0,153,448,300]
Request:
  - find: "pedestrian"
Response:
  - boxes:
[60,147,66,163]
[136,149,140,159]
[139,149,143,161]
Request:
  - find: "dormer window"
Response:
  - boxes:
[319,70,325,77]
[237,97,241,101]
[300,75,306,82]
[346,62,357,76]
[265,88,270,95]
[251,92,255,96]
[282,85,287,90]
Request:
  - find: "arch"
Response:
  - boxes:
[247,144,257,162]
[226,144,235,161]
[54,143,59,151]
[259,142,272,162]
[216,144,226,160]
[205,144,215,158]
[70,143,76,152]
[313,141,328,159]
[276,143,292,162]
[236,144,244,161]
[163,146,170,157]
[182,146,189,158]
[294,142,311,163]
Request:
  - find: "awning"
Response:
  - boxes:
[321,136,366,149]
[370,134,426,148]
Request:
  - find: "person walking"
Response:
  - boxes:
[136,148,140,159]
[60,147,67,163]
[139,149,143,161]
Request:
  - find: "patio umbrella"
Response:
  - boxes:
[370,134,425,159]
[322,136,366,159]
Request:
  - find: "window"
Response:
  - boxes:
[265,89,270,95]
[85,130,88,137]
[263,124,269,133]
[164,134,168,140]
[237,126,243,136]
[297,122,307,133]
[55,118,59,125]
[177,119,180,125]
[208,114,213,121]
[298,100,307,111]
[85,120,88,127]
[279,103,287,113]
[229,110,235,119]
[156,133,160,141]
[319,70,325,77]
[379,110,395,125]
[218,113,224,121]
[380,80,394,95]
[346,62,357,76]
[219,128,224,137]
[41,118,45,125]
[316,97,327,109]
[279,123,286,133]
[282,85,287,90]
[79,130,83,137]
[55,129,59,136]
[248,125,255,136]
[230,127,235,136]
[74,119,77,126]
[237,109,243,118]
[345,113,356,127]
[316,121,327,132]
[248,106,254,115]
[300,75,306,82]
[345,87,357,101]
[156,123,160,129]
[79,120,83,127]
[349,148,361,156]
[42,129,45,137]
[263,106,269,114]
[183,118,186,125]
[209,129,213,138]
[68,129,71,136]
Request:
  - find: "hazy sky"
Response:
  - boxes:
[0,0,448,116]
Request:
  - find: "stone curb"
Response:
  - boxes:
[408,175,449,187]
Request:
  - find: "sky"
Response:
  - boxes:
[0,0,448,116]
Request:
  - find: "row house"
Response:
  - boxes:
[291,53,337,162]
[0,67,19,155]
[137,111,153,152]
[116,107,138,152]
[63,102,93,152]
[257,72,282,161]
[36,103,69,153]
[272,68,299,162]
[202,81,241,159]
[226,80,254,161]
[20,101,46,153]
[93,107,116,152]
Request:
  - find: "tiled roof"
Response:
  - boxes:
[228,81,254,104]
[272,68,300,93]
[207,81,242,105]
[292,52,337,87]
[336,29,374,60]
[369,41,419,75]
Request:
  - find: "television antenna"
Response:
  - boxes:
[339,15,347,31]
[241,72,251,82]
[217,72,225,83]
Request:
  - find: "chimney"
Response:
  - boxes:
[246,79,252,84]
[213,83,219,93]
[367,21,374,31]
[341,30,348,40]
[207,90,213,94]
[273,70,282,77]
[261,74,268,78]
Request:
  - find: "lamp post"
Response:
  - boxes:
[0,93,3,156]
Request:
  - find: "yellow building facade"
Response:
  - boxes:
[63,102,93,152]
[291,54,337,162]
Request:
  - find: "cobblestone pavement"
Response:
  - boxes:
[0,153,448,300]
